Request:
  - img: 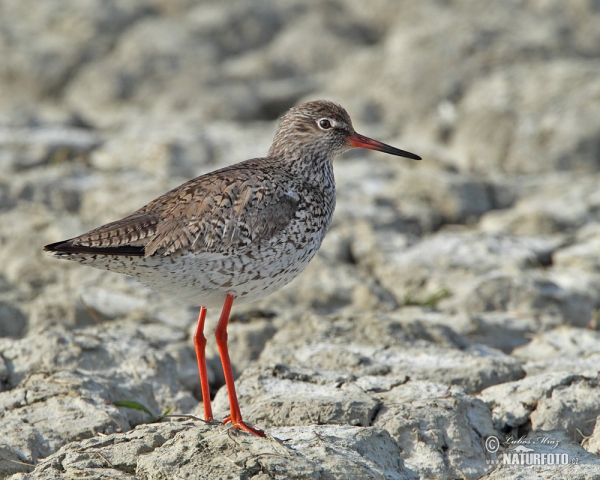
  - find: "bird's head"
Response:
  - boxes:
[269,100,421,163]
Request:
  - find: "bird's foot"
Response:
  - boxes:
[222,415,266,437]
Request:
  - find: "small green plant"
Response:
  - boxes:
[113,400,172,423]
[403,287,451,308]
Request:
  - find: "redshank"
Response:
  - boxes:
[44,100,421,437]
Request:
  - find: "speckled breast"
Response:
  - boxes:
[72,186,336,308]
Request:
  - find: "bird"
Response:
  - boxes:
[44,100,421,437]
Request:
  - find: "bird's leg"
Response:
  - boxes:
[215,293,266,437]
[193,306,213,421]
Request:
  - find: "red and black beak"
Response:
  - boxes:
[348,132,421,160]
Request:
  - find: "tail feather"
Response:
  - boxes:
[44,240,145,256]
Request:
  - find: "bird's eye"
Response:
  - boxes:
[318,118,333,130]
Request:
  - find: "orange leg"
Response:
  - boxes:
[215,293,266,437]
[193,306,213,421]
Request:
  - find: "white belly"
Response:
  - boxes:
[58,231,325,308]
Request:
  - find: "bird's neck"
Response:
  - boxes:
[285,150,336,192]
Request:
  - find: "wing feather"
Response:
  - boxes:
[44,158,300,259]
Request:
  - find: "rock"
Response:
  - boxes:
[0,0,154,103]
[0,303,27,338]
[352,228,562,315]
[553,222,600,272]
[374,381,497,479]
[463,270,599,327]
[484,430,600,479]
[11,422,418,480]
[212,366,500,479]
[321,1,600,162]
[0,127,101,173]
[0,321,204,476]
[365,230,555,275]
[253,312,524,393]
[465,311,562,354]
[8,421,191,480]
[62,2,289,127]
[480,373,600,440]
[584,417,600,456]
[0,321,197,410]
[480,173,600,236]
[212,364,381,429]
[385,166,496,226]
[77,286,147,321]
[450,61,600,174]
[0,370,158,477]
[2,1,600,478]
[209,318,277,378]
[511,326,600,376]
[88,124,215,180]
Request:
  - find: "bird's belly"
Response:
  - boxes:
[63,231,325,308]
[141,236,323,307]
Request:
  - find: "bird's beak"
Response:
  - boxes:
[347,132,421,160]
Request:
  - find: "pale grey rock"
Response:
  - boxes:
[0,322,197,410]
[212,364,381,429]
[0,321,201,476]
[364,230,555,276]
[11,422,417,480]
[352,228,565,317]
[450,61,600,174]
[64,15,217,128]
[511,326,600,376]
[480,373,600,440]
[0,204,80,295]
[247,253,399,316]
[0,354,8,387]
[212,366,500,480]
[88,127,215,181]
[485,430,600,479]
[553,222,600,272]
[74,171,166,228]
[77,286,147,321]
[0,0,153,102]
[584,417,600,456]
[8,421,190,480]
[0,370,158,478]
[264,7,377,75]
[0,127,101,173]
[0,303,27,338]
[63,2,288,127]
[463,270,599,327]
[384,166,495,226]
[466,311,563,353]
[321,1,600,167]
[331,157,496,235]
[2,1,600,478]
[373,381,496,480]
[13,167,85,214]
[201,316,278,389]
[253,312,524,393]
[480,173,600,235]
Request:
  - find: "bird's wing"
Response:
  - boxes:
[44,212,159,256]
[45,159,300,258]
[143,169,300,257]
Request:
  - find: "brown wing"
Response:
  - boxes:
[143,172,300,256]
[44,212,159,256]
[45,158,300,258]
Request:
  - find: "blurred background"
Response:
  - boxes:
[1,0,600,368]
[1,0,600,476]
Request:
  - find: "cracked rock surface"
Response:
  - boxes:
[2,0,600,478]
